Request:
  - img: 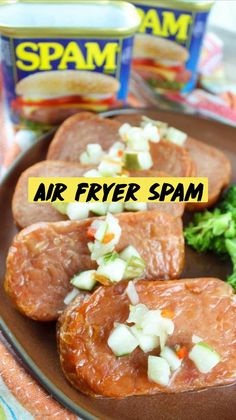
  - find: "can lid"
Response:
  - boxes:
[128,0,214,12]
[174,0,214,9]
[0,0,141,36]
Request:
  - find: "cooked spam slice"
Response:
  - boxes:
[12,160,87,228]
[46,112,194,177]
[58,278,236,397]
[5,211,184,321]
[185,137,232,210]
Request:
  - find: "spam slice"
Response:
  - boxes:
[12,160,88,228]
[12,160,185,228]
[47,112,194,177]
[114,113,232,210]
[5,211,184,321]
[47,112,118,161]
[58,278,236,397]
[185,137,232,210]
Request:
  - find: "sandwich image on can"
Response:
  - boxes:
[132,34,191,92]
[129,0,214,93]
[12,71,121,125]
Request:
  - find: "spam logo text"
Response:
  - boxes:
[137,8,192,42]
[15,41,120,72]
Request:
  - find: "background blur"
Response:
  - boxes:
[209,0,236,81]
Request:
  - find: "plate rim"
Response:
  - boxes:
[1,107,236,419]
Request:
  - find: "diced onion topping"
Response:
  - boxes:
[80,143,104,165]
[140,309,174,349]
[143,122,160,143]
[88,241,113,261]
[108,296,176,362]
[118,123,131,141]
[128,137,150,152]
[63,287,79,305]
[67,202,90,220]
[109,298,220,387]
[123,256,146,280]
[108,301,180,386]
[119,123,160,148]
[141,115,187,146]
[125,281,139,305]
[71,270,97,291]
[118,122,160,171]
[127,303,149,326]
[165,127,187,146]
[89,213,121,250]
[160,346,182,371]
[127,305,174,349]
[54,199,148,221]
[93,220,107,242]
[120,245,141,261]
[131,325,159,353]
[124,150,153,170]
[108,141,125,158]
[107,324,139,356]
[97,255,126,283]
[98,158,122,176]
[189,342,221,374]
[65,215,146,288]
[109,303,175,357]
[97,251,119,266]
[106,213,122,242]
[148,355,171,386]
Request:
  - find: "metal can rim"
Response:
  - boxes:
[128,0,214,12]
[0,0,141,36]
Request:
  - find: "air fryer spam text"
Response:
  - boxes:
[4,111,236,398]
[13,162,185,228]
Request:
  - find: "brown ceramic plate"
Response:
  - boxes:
[0,109,236,420]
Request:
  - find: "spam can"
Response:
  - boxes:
[0,0,140,128]
[129,0,214,93]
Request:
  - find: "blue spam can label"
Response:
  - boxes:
[1,35,133,127]
[130,0,213,93]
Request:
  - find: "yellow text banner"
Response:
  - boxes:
[28,177,208,203]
